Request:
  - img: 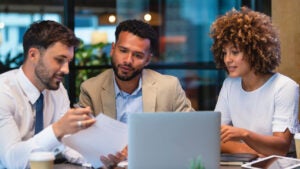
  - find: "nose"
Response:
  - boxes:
[223,53,232,64]
[124,53,133,63]
[60,62,69,75]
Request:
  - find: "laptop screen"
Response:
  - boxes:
[128,111,221,169]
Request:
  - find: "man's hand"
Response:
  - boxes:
[100,146,128,169]
[52,106,96,140]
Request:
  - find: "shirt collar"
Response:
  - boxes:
[114,75,142,97]
[17,67,42,104]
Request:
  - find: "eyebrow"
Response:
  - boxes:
[222,45,239,51]
[117,45,147,55]
[57,55,73,63]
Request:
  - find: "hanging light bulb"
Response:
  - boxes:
[108,14,116,23]
[144,13,152,22]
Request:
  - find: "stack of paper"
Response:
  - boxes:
[62,114,128,168]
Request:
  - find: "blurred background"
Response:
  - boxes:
[1,0,296,111]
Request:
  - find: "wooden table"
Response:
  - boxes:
[54,163,241,169]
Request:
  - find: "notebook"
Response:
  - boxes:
[127,111,221,169]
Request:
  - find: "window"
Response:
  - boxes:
[0,0,271,110]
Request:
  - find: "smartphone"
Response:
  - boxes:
[242,155,300,169]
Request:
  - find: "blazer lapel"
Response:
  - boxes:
[142,70,157,112]
[101,70,117,119]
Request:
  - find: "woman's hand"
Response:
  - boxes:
[221,124,247,143]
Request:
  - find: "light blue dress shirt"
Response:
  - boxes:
[114,78,143,123]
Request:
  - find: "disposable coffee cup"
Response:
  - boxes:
[294,133,300,159]
[29,152,55,169]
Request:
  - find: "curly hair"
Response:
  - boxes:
[115,19,158,56]
[210,7,280,74]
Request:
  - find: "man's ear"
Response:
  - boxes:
[144,54,152,66]
[27,47,40,63]
[28,48,38,58]
[110,43,115,56]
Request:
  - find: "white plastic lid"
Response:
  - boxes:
[29,152,55,161]
[294,133,300,139]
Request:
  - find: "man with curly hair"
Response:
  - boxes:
[210,7,299,157]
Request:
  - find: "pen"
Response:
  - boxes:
[73,103,95,119]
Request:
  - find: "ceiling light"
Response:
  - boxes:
[108,14,116,23]
[144,13,152,22]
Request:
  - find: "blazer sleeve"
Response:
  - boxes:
[172,77,195,112]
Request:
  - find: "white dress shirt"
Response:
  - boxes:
[0,68,81,169]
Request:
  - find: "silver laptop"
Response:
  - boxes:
[128,111,221,169]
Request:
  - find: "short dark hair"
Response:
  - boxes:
[23,20,80,60]
[115,19,158,55]
[210,7,280,74]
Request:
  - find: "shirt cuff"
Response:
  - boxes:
[34,125,61,151]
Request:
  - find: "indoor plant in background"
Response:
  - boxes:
[0,52,23,74]
[74,40,111,97]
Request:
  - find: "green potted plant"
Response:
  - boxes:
[189,156,205,169]
[74,40,111,97]
[0,52,23,74]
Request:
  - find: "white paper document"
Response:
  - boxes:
[62,113,128,168]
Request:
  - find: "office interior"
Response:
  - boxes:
[0,0,299,111]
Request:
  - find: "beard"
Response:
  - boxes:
[111,58,143,81]
[35,59,62,90]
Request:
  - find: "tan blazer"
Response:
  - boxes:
[79,69,194,119]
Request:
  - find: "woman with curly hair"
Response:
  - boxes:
[210,7,299,157]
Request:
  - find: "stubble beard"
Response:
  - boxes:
[112,59,143,81]
[35,59,61,90]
